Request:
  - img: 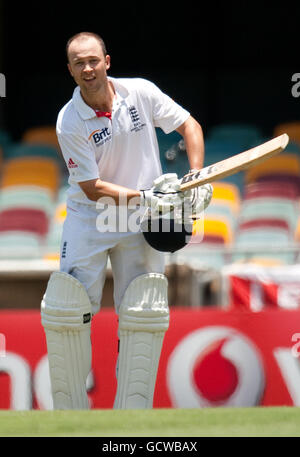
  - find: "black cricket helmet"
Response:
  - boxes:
[141,212,194,253]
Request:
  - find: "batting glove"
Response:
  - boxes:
[140,173,184,213]
[183,183,213,218]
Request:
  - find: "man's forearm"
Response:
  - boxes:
[79,178,141,204]
[176,116,205,170]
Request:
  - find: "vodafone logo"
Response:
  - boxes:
[167,326,265,408]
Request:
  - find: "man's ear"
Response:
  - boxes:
[106,55,111,71]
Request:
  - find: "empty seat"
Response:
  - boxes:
[238,218,290,232]
[255,174,300,195]
[204,139,242,164]
[175,243,226,270]
[238,198,298,233]
[233,227,295,264]
[209,182,241,215]
[243,181,299,200]
[285,140,300,155]
[4,143,60,161]
[245,153,300,183]
[0,231,42,259]
[274,121,300,147]
[44,201,67,260]
[22,126,61,151]
[156,129,189,175]
[0,208,49,236]
[193,217,233,244]
[207,123,263,149]
[1,157,60,194]
[0,186,55,216]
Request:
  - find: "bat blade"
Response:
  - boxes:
[180,133,289,191]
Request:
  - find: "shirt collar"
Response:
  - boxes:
[72,77,129,120]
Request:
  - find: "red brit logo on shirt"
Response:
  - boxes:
[68,158,78,168]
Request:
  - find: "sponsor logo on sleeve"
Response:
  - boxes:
[89,128,112,147]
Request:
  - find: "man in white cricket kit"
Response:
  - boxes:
[41,31,212,409]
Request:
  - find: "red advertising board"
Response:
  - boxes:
[0,308,300,409]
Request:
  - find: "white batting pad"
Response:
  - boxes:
[41,271,92,409]
[114,273,169,409]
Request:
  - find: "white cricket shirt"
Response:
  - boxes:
[57,77,190,205]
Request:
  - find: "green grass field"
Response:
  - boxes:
[0,407,299,437]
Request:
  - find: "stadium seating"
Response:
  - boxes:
[0,231,42,259]
[207,123,264,149]
[175,214,232,270]
[0,208,49,236]
[4,143,60,161]
[243,181,299,201]
[1,157,60,195]
[0,204,49,259]
[232,227,295,264]
[21,125,60,151]
[209,182,241,215]
[245,153,300,184]
[284,140,300,155]
[44,200,67,260]
[273,121,300,147]
[237,198,298,234]
[0,186,55,216]
[156,128,189,175]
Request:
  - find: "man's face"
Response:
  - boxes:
[67,37,110,94]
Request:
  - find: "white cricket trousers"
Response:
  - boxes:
[60,200,165,315]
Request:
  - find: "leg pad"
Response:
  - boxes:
[114,273,169,409]
[41,271,92,409]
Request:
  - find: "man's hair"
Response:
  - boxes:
[66,32,107,61]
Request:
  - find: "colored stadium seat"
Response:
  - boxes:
[204,139,242,164]
[255,174,300,195]
[193,217,233,244]
[243,181,299,200]
[209,182,241,215]
[237,198,298,234]
[238,218,290,232]
[4,143,60,161]
[0,208,49,236]
[207,123,263,149]
[156,129,189,175]
[1,157,60,194]
[245,153,300,183]
[233,227,295,264]
[284,140,300,155]
[44,201,67,260]
[204,203,237,232]
[0,186,55,216]
[175,243,226,270]
[273,121,300,147]
[0,231,42,259]
[22,125,61,151]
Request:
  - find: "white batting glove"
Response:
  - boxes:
[140,173,184,213]
[183,183,213,218]
[152,172,213,214]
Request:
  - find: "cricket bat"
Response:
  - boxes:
[180,134,289,190]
